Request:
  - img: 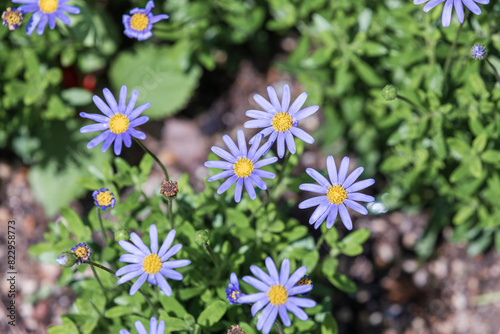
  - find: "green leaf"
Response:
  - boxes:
[104,306,136,318]
[328,273,357,294]
[321,313,338,334]
[453,204,477,225]
[109,45,201,119]
[43,95,74,120]
[472,134,487,154]
[447,138,470,159]
[340,243,364,256]
[351,57,384,86]
[61,88,93,107]
[481,150,500,163]
[62,317,80,334]
[197,300,227,327]
[341,228,370,245]
[60,207,90,241]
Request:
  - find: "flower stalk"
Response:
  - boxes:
[135,138,170,181]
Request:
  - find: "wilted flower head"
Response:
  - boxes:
[123,0,168,41]
[93,188,116,211]
[227,325,246,334]
[2,8,23,30]
[160,180,179,198]
[413,0,490,28]
[471,44,487,60]
[71,243,91,265]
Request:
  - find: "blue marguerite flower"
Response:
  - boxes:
[71,242,91,265]
[123,0,168,41]
[2,7,23,30]
[414,0,489,27]
[12,0,80,35]
[226,273,245,304]
[80,85,150,156]
[119,317,165,334]
[238,257,316,334]
[471,44,487,60]
[116,224,190,296]
[244,84,318,158]
[299,156,375,230]
[92,188,115,211]
[204,129,278,203]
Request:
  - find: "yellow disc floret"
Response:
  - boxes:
[142,254,162,274]
[230,291,240,301]
[74,246,89,261]
[2,8,23,28]
[108,114,130,134]
[233,157,254,178]
[130,13,149,31]
[271,112,293,132]
[38,0,58,13]
[268,285,288,306]
[327,184,347,205]
[96,191,113,207]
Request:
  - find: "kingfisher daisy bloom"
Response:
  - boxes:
[238,257,316,334]
[226,273,244,304]
[92,188,115,211]
[71,242,91,265]
[116,224,190,296]
[471,44,487,60]
[123,0,168,41]
[2,7,23,30]
[244,85,318,159]
[299,156,375,230]
[119,317,165,334]
[413,0,489,27]
[204,129,278,203]
[80,85,150,156]
[12,0,80,35]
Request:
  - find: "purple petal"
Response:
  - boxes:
[160,268,183,280]
[293,105,319,121]
[119,240,148,256]
[251,298,269,316]
[204,160,234,170]
[207,170,235,182]
[250,265,273,284]
[462,0,481,14]
[289,127,314,144]
[242,276,270,292]
[277,132,285,158]
[237,129,247,156]
[284,131,296,154]
[149,224,158,254]
[299,183,327,194]
[285,302,308,321]
[278,304,291,327]
[347,193,375,202]
[267,86,281,112]
[252,169,276,179]
[287,297,316,308]
[217,174,238,194]
[80,112,109,123]
[346,179,375,193]
[156,273,173,296]
[262,306,279,334]
[339,204,353,230]
[128,128,146,140]
[211,146,237,163]
[158,230,176,258]
[326,205,339,229]
[119,254,143,263]
[245,119,272,128]
[279,259,290,286]
[343,167,364,189]
[249,174,267,190]
[223,134,240,157]
[306,168,331,188]
[238,292,268,304]
[284,266,308,289]
[118,86,127,112]
[246,109,273,119]
[253,94,276,113]
[59,4,80,14]
[253,157,278,169]
[160,244,182,262]
[93,95,114,117]
[441,0,453,27]
[114,134,123,155]
[128,103,151,121]
[130,232,152,255]
[337,156,350,185]
[256,303,274,331]
[298,196,327,209]
[281,84,290,113]
[117,268,143,285]
[129,115,149,128]
[36,14,48,35]
[125,90,139,116]
[234,178,244,203]
[244,178,256,200]
[103,88,118,114]
[265,257,279,285]
[116,263,143,276]
[163,259,190,269]
[80,123,109,133]
[344,199,368,215]
[288,92,308,116]
[287,285,312,296]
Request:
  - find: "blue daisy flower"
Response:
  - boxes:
[471,44,487,60]
[226,273,245,304]
[414,0,489,28]
[116,224,190,296]
[204,129,278,203]
[2,7,23,30]
[12,0,80,35]
[71,242,91,265]
[79,85,150,156]
[244,85,319,158]
[119,317,165,334]
[238,257,316,334]
[123,0,168,41]
[299,156,375,230]
[92,188,115,211]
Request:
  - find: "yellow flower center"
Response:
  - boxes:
[268,285,288,306]
[130,13,149,31]
[271,112,293,132]
[96,191,113,207]
[74,246,89,261]
[38,0,58,13]
[230,291,240,301]
[142,254,162,274]
[233,157,254,178]
[108,114,129,134]
[297,277,312,286]
[3,9,22,26]
[327,184,347,205]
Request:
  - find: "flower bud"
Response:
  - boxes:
[56,252,77,267]
[381,85,397,101]
[115,228,130,241]
[471,44,487,60]
[194,230,209,246]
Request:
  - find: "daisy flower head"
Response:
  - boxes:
[71,242,91,265]
[116,224,190,296]
[226,273,245,304]
[204,129,278,203]
[244,84,319,158]
[299,156,375,230]
[413,0,490,28]
[2,7,23,30]
[238,257,316,334]
[123,0,168,41]
[471,44,487,60]
[92,188,115,211]
[119,317,165,334]
[12,0,80,35]
[80,85,150,156]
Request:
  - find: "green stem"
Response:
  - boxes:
[90,264,108,300]
[315,233,326,251]
[443,16,466,81]
[203,243,219,268]
[485,58,500,83]
[87,261,158,318]
[275,320,284,334]
[396,95,425,115]
[134,138,169,181]
[167,198,174,229]
[96,208,108,244]
[275,151,291,190]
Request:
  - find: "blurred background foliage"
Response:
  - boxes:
[2,0,500,256]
